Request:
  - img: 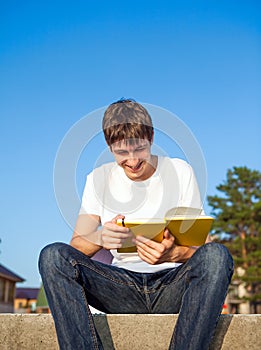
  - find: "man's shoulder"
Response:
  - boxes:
[161,156,191,170]
[91,161,118,176]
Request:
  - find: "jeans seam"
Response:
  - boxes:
[80,286,100,350]
[146,266,191,294]
[142,275,152,312]
[72,260,136,287]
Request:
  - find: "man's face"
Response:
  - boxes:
[110,138,155,181]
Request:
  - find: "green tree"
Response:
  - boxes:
[207,166,261,313]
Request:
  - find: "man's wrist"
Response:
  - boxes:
[187,246,198,259]
[179,246,198,262]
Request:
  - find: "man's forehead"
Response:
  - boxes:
[111,139,149,150]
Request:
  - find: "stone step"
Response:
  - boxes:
[0,314,260,349]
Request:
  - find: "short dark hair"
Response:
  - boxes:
[102,98,154,147]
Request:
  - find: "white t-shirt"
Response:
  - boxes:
[80,156,203,273]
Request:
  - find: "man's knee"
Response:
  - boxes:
[38,242,68,274]
[196,242,234,275]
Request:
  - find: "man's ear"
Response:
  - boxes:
[106,142,112,152]
[150,131,154,145]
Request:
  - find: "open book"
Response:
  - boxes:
[116,207,214,253]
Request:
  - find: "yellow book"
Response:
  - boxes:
[116,207,214,253]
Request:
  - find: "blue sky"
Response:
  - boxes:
[0,0,260,287]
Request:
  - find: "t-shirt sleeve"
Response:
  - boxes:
[79,171,102,216]
[178,161,204,212]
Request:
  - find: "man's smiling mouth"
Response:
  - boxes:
[126,161,144,172]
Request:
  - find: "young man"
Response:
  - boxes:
[39,99,233,350]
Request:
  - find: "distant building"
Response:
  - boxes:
[226,267,261,314]
[0,263,24,313]
[14,287,40,313]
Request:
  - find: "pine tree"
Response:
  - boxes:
[207,166,261,313]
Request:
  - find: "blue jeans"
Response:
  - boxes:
[38,242,233,350]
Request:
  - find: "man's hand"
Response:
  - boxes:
[101,215,132,250]
[134,229,197,265]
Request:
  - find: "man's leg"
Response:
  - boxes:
[38,242,149,350]
[171,243,233,350]
[150,242,234,350]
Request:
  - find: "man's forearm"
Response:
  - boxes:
[70,235,103,257]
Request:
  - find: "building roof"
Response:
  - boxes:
[0,263,24,282]
[16,287,40,300]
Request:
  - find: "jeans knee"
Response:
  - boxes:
[198,242,234,276]
[38,242,68,275]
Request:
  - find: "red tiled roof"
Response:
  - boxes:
[0,263,24,282]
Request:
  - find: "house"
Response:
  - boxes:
[0,263,24,313]
[14,287,40,313]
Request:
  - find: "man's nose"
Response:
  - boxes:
[126,157,139,166]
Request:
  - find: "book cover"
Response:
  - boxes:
[116,207,213,253]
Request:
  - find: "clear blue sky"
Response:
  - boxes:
[0,0,260,287]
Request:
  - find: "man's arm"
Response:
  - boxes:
[70,213,132,256]
[70,214,103,256]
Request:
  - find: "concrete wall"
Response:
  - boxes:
[0,313,260,349]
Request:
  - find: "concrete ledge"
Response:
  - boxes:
[0,314,260,349]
